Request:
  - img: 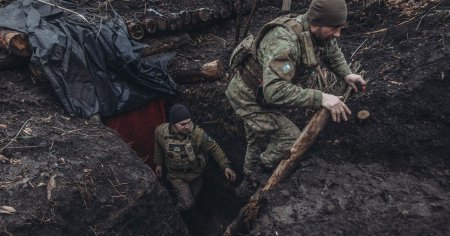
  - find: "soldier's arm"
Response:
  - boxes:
[259,26,322,109]
[195,127,231,169]
[153,126,165,166]
[322,39,352,79]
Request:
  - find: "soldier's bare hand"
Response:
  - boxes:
[344,74,367,92]
[155,165,162,177]
[321,93,351,123]
[224,167,236,182]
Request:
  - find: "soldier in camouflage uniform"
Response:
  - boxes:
[226,0,367,198]
[154,104,236,210]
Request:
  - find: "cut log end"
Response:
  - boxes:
[127,22,144,40]
[143,18,157,34]
[200,59,223,77]
[357,110,370,125]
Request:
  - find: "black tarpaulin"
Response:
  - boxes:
[0,0,179,118]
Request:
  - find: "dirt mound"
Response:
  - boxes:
[246,1,450,235]
[0,71,187,235]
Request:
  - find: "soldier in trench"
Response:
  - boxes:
[154,103,237,211]
[226,0,367,198]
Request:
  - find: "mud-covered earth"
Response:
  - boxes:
[1,0,450,235]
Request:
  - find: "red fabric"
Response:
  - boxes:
[103,100,166,169]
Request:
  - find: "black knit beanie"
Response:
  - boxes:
[306,0,347,26]
[169,104,191,124]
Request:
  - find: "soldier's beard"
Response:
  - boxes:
[311,31,333,45]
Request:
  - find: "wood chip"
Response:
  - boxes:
[23,127,32,135]
[0,205,16,214]
[47,174,57,201]
[0,154,9,163]
[0,124,7,129]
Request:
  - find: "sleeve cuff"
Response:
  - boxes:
[311,90,323,110]
[222,163,231,169]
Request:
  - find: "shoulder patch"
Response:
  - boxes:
[281,62,294,74]
[202,133,214,142]
[268,49,295,81]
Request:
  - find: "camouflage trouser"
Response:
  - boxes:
[242,112,301,177]
[168,175,203,211]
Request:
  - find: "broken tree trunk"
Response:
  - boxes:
[224,108,330,236]
[0,28,31,57]
[170,59,224,84]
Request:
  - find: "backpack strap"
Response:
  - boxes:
[251,14,305,56]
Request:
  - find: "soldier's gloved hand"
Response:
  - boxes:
[224,167,236,182]
[321,93,351,123]
[344,74,367,92]
[155,165,162,177]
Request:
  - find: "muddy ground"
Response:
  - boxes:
[1,0,450,235]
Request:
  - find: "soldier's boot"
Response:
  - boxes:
[235,176,259,201]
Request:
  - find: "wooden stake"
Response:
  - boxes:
[127,22,145,40]
[282,0,292,12]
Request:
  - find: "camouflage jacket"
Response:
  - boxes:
[154,123,231,179]
[226,14,352,116]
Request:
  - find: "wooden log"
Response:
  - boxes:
[167,13,182,31]
[156,17,168,31]
[143,18,157,34]
[140,33,191,57]
[170,59,224,84]
[224,108,330,236]
[191,8,212,24]
[179,10,191,26]
[282,0,292,12]
[0,28,31,57]
[197,8,212,22]
[127,22,145,40]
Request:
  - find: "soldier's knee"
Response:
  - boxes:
[177,193,194,211]
[260,159,277,170]
[260,151,283,170]
[178,199,194,211]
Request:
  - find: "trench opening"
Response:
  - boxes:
[102,100,246,235]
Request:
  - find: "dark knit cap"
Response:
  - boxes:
[169,104,191,124]
[306,0,347,26]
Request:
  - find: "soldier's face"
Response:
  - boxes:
[174,118,193,134]
[311,25,343,41]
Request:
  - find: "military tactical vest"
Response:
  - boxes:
[162,124,207,171]
[230,14,319,95]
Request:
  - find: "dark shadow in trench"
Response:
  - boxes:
[180,125,247,236]
[180,163,244,236]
